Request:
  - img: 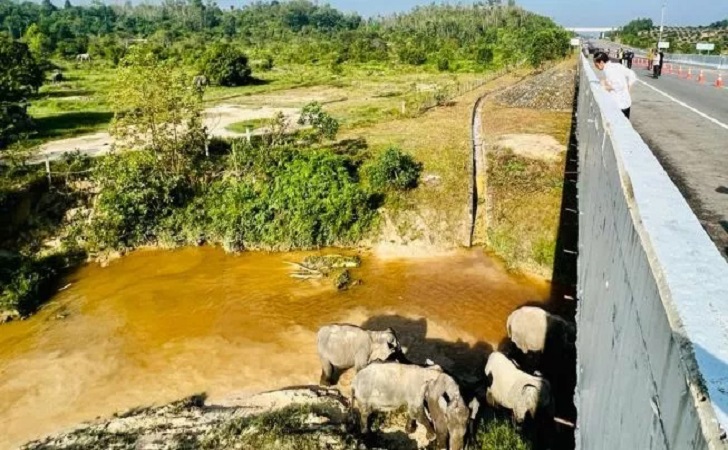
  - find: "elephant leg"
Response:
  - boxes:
[412,406,436,440]
[359,406,372,434]
[319,358,334,386]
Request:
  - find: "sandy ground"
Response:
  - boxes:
[31,104,301,162]
[496,134,565,162]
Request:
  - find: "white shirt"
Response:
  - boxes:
[602,61,637,110]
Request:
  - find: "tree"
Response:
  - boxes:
[0,34,44,149]
[200,44,252,87]
[22,24,52,59]
[297,102,339,144]
[110,46,205,172]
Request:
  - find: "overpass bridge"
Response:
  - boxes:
[574,54,728,449]
[566,27,619,33]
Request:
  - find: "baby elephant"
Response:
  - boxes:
[425,372,471,450]
[317,324,401,386]
[484,352,554,424]
[507,306,575,355]
[351,361,441,438]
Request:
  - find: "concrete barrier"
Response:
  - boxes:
[575,54,728,449]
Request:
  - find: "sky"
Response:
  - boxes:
[228,0,728,28]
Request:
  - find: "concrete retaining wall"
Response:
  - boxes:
[575,54,728,450]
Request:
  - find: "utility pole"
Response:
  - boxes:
[658,1,667,47]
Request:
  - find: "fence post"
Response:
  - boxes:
[401,101,406,115]
[45,159,51,186]
[246,127,252,143]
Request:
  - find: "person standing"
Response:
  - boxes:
[658,51,665,76]
[647,48,654,70]
[593,52,637,119]
[626,51,634,69]
[653,50,662,78]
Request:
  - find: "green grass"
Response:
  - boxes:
[224,118,269,133]
[475,417,533,450]
[27,61,116,145]
[486,148,563,274]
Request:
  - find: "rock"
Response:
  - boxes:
[496,65,576,111]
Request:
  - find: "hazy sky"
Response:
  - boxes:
[229,0,728,28]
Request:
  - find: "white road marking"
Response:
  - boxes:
[636,79,728,131]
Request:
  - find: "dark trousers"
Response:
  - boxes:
[653,65,661,78]
[622,108,631,119]
[627,60,632,69]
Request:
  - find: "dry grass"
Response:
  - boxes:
[477,59,576,276]
[340,70,530,248]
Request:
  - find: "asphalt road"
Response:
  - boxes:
[629,64,728,258]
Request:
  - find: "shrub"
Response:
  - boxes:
[364,147,422,192]
[87,152,190,251]
[202,147,376,251]
[201,44,253,87]
[437,57,451,72]
[297,102,340,143]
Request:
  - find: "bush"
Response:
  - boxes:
[0,252,80,316]
[202,148,376,251]
[87,152,191,251]
[364,147,422,192]
[201,44,253,87]
[437,57,451,72]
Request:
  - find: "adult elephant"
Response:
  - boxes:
[317,324,401,386]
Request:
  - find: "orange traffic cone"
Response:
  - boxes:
[716,73,725,88]
[678,66,683,77]
[687,68,693,80]
[697,70,705,83]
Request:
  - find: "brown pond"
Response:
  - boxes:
[0,247,551,448]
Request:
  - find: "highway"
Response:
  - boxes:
[586,40,728,257]
[629,61,728,258]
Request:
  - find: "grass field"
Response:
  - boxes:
[478,59,575,276]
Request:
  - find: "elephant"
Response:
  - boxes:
[507,306,575,355]
[351,361,441,438]
[193,75,208,90]
[424,371,471,450]
[50,71,63,83]
[484,351,554,424]
[317,324,401,385]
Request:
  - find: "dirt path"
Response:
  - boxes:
[31,105,301,163]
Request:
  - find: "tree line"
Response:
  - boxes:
[1,0,569,67]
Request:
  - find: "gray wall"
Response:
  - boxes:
[575,55,728,450]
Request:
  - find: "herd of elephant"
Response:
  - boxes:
[316,306,576,450]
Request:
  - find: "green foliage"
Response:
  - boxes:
[87,151,190,252]
[475,417,532,450]
[202,146,376,251]
[110,46,205,171]
[201,44,252,87]
[297,102,340,143]
[0,1,570,69]
[364,147,422,192]
[0,252,75,316]
[0,33,44,149]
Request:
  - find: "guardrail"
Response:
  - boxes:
[661,53,728,70]
[575,54,728,449]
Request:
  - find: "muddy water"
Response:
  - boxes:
[0,247,550,448]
